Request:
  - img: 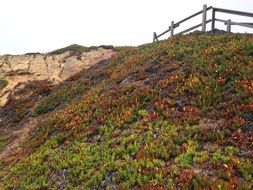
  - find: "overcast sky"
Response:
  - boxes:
[0,0,253,55]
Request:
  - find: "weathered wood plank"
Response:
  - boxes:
[227,19,232,32]
[231,22,253,29]
[216,18,253,29]
[215,8,253,18]
[156,23,179,38]
[170,21,175,37]
[202,4,207,32]
[176,6,212,26]
[211,9,216,33]
[176,19,212,35]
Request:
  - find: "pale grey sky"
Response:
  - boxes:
[0,0,252,55]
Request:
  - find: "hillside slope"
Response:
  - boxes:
[0,33,253,189]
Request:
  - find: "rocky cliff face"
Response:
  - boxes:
[0,48,115,107]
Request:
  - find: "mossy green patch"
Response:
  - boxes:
[48,44,97,55]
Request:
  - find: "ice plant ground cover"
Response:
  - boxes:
[0,33,253,189]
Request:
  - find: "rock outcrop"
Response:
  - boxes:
[0,48,115,107]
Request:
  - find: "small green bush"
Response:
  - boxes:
[35,84,88,115]
[193,151,209,164]
[48,44,96,55]
[213,150,230,164]
[239,159,253,181]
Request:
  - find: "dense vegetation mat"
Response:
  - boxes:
[0,34,253,189]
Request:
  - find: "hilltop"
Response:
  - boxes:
[0,33,253,189]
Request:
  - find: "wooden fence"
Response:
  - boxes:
[153,5,253,42]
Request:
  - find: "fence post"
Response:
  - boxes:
[153,32,157,42]
[226,19,232,32]
[211,8,216,33]
[202,4,207,32]
[170,21,174,37]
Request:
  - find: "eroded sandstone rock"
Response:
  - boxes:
[0,48,115,107]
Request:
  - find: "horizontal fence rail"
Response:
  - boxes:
[153,5,253,42]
